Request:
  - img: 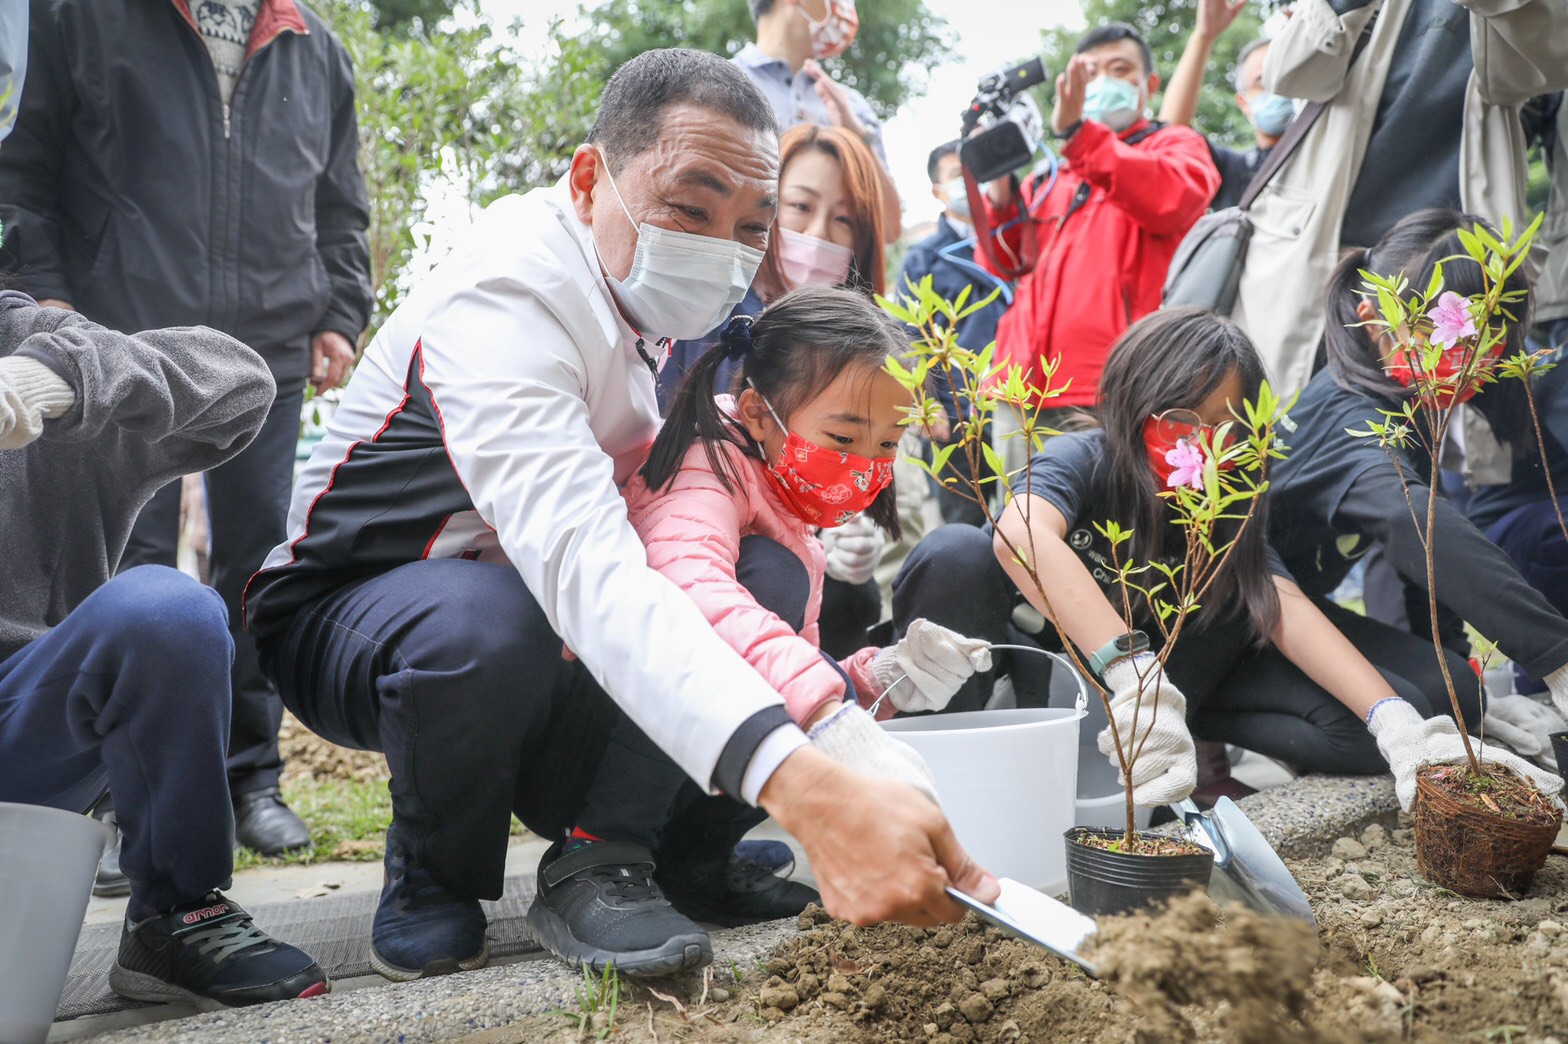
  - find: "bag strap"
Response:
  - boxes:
[1237,13,1378,212]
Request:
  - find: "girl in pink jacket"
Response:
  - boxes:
[526,287,991,975]
[629,285,991,733]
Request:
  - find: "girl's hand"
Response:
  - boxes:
[1482,694,1565,766]
[1369,698,1564,811]
[871,619,993,714]
[1097,654,1197,806]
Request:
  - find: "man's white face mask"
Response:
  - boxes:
[591,148,764,341]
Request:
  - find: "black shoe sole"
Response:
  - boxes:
[108,963,330,1011]
[369,938,490,982]
[525,901,712,978]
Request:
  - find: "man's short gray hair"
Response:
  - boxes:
[1233,38,1270,92]
[588,48,779,173]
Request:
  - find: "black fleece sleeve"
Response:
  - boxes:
[312,38,372,345]
[0,2,73,302]
[15,311,275,489]
[1334,466,1568,679]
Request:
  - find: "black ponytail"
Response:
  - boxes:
[640,284,909,540]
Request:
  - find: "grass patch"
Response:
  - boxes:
[234,777,391,871]
[233,775,535,870]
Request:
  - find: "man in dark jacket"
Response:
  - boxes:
[896,140,1010,525]
[0,0,374,860]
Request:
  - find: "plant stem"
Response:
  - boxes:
[1521,377,1568,547]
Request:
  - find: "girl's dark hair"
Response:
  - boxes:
[1095,306,1281,641]
[1323,208,1535,444]
[641,284,908,539]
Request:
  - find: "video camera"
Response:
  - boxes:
[959,56,1050,183]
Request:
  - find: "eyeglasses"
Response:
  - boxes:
[1149,409,1213,445]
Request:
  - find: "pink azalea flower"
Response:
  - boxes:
[1165,439,1206,491]
[1427,291,1477,350]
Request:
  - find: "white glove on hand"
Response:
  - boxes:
[0,356,76,450]
[808,703,940,806]
[870,618,993,714]
[1544,663,1568,726]
[1482,693,1567,768]
[820,514,884,586]
[1096,654,1197,806]
[1369,698,1564,812]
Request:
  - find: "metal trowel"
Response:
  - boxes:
[1169,797,1316,927]
[946,878,1099,974]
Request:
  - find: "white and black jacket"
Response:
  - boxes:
[245,183,806,803]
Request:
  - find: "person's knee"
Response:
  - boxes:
[737,535,810,632]
[896,524,994,590]
[102,566,230,657]
[422,564,542,678]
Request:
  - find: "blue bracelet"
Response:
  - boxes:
[1365,696,1403,727]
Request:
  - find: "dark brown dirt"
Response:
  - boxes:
[474,815,1568,1043]
[1421,762,1561,825]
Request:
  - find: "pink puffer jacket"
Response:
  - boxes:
[622,426,884,726]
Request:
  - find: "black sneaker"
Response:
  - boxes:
[526,840,711,977]
[110,893,328,1010]
[370,824,488,981]
[659,844,820,928]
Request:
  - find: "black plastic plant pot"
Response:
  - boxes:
[1552,733,1568,795]
[1063,826,1215,918]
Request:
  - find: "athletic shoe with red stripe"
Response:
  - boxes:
[109,892,329,1010]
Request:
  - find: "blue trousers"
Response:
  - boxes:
[260,538,815,900]
[1486,497,1568,694]
[0,567,234,917]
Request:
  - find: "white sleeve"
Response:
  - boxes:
[416,276,805,800]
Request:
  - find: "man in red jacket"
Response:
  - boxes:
[979,22,1219,469]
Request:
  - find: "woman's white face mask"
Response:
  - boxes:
[591,149,764,340]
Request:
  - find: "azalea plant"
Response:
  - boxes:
[880,278,1292,846]
[1348,214,1542,780]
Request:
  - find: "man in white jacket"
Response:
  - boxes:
[1230,0,1568,395]
[245,48,997,981]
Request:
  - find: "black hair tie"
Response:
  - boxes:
[722,314,757,361]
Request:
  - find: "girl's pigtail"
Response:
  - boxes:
[641,316,758,494]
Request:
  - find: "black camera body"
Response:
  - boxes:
[959,56,1050,183]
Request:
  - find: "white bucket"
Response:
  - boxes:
[883,706,1084,895]
[986,646,1156,831]
[0,803,111,1044]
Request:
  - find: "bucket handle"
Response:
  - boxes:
[990,644,1090,714]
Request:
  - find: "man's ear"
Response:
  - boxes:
[1145,73,1161,101]
[735,385,774,443]
[567,144,600,226]
[1234,91,1251,119]
[930,181,944,205]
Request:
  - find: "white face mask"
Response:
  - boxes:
[941,178,972,222]
[591,150,765,341]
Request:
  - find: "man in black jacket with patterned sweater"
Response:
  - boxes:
[0,0,373,859]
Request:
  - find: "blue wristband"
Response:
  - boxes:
[1365,696,1403,727]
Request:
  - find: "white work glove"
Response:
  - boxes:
[1368,698,1564,812]
[808,703,940,806]
[1544,663,1568,725]
[870,618,993,714]
[1482,693,1567,769]
[0,356,76,450]
[1097,654,1197,806]
[820,514,884,586]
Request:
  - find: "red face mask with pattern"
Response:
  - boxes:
[754,387,894,527]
